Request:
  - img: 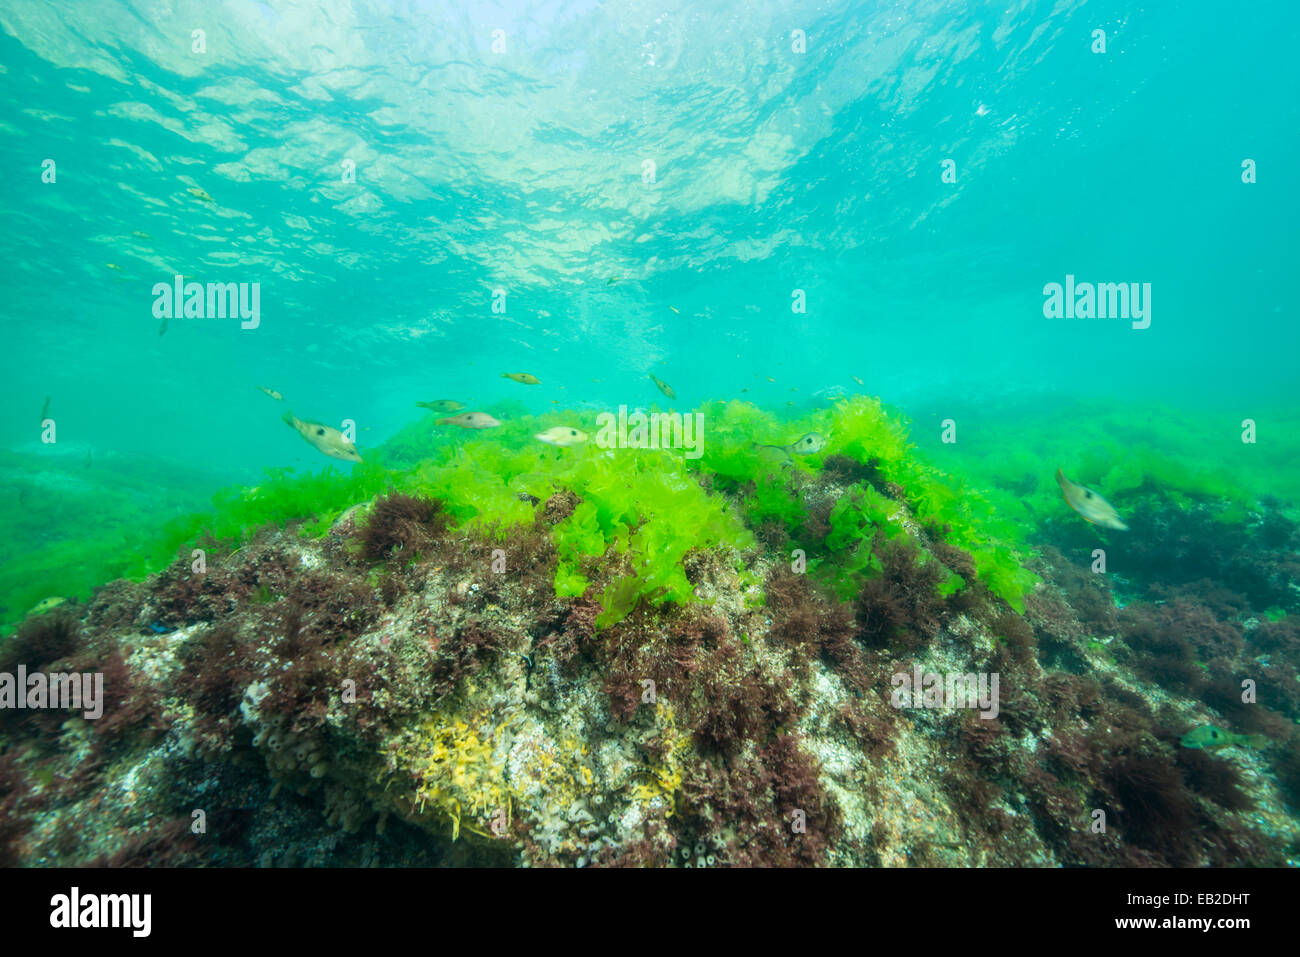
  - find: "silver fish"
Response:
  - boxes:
[1056,469,1127,531]
[283,410,362,462]
[437,412,501,429]
[754,432,827,460]
[535,426,587,447]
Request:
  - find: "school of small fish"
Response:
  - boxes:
[227,365,1129,544]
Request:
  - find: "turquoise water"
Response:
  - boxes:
[1,1,1298,867]
[3,0,1296,474]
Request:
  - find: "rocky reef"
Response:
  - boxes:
[2,397,1297,867]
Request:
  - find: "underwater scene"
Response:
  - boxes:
[1,0,1298,871]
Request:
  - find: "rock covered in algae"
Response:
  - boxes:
[2,398,1297,867]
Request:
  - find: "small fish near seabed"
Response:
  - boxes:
[437,412,501,429]
[282,410,362,462]
[754,432,828,463]
[416,399,465,414]
[1180,725,1268,750]
[257,386,284,401]
[40,395,50,423]
[187,187,214,203]
[1055,469,1129,531]
[649,374,676,400]
[535,426,588,447]
[502,373,540,385]
[28,597,66,616]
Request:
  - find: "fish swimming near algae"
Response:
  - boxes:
[648,374,676,400]
[282,410,362,462]
[437,412,501,429]
[535,426,587,447]
[1056,468,1128,531]
[1179,724,1268,750]
[416,399,465,414]
[754,432,827,462]
[27,597,66,616]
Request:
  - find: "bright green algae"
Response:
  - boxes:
[927,397,1300,533]
[2,397,1046,631]
[17,390,1290,634]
